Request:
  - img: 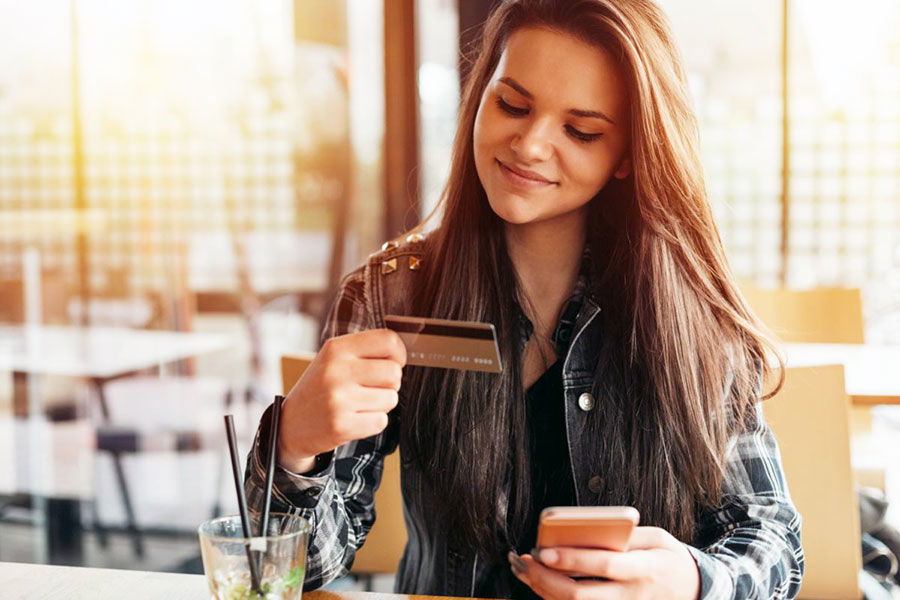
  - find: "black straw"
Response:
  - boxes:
[224,414,263,594]
[260,395,283,540]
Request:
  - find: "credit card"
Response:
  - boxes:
[384,315,502,373]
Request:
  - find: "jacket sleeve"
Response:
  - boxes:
[685,404,805,599]
[243,267,400,590]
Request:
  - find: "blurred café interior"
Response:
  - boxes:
[1,0,899,596]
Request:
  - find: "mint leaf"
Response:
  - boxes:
[282,565,304,590]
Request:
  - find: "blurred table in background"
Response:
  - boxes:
[0,561,479,600]
[782,343,900,405]
[0,324,232,565]
[1,324,231,417]
[0,324,230,401]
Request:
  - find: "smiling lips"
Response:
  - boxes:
[496,159,557,189]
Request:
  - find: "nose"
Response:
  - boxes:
[510,117,554,164]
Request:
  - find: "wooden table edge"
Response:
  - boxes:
[851,394,900,407]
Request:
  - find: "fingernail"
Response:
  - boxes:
[508,551,528,575]
[533,547,558,565]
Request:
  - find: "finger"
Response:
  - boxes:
[352,358,404,390]
[514,554,575,600]
[534,547,643,581]
[345,329,407,365]
[350,386,399,413]
[517,555,624,600]
[627,526,674,550]
[347,411,390,440]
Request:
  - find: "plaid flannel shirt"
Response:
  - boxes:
[245,244,804,598]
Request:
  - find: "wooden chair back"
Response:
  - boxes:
[281,353,407,575]
[763,365,862,599]
[742,284,874,435]
[740,286,864,344]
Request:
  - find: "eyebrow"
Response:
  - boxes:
[498,76,617,126]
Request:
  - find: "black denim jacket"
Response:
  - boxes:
[245,235,804,598]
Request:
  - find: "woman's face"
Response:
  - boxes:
[473,27,631,228]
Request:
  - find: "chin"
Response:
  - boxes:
[486,191,539,225]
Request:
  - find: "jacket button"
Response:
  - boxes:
[577,392,595,412]
[587,475,603,494]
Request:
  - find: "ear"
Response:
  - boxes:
[613,156,632,179]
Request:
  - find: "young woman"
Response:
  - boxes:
[245,1,804,598]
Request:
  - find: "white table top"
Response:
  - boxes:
[0,324,232,379]
[781,342,900,405]
[0,562,208,600]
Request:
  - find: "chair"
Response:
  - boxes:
[94,375,232,555]
[281,354,407,587]
[739,285,865,344]
[740,285,876,449]
[763,365,862,599]
[67,295,157,329]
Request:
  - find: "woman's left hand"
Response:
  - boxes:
[509,526,700,600]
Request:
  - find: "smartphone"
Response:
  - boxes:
[536,506,640,551]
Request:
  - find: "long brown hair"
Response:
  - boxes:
[397,0,784,559]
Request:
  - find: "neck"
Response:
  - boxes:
[504,209,587,325]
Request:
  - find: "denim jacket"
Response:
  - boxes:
[245,234,805,598]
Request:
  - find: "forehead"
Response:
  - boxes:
[494,26,628,121]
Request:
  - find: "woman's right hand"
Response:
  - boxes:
[276,329,407,474]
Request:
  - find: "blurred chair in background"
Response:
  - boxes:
[740,285,877,449]
[763,365,862,600]
[67,295,158,330]
[94,376,232,556]
[740,285,864,344]
[281,354,406,590]
[253,294,319,407]
[188,230,325,406]
[67,284,214,557]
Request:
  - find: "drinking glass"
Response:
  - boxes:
[198,513,310,600]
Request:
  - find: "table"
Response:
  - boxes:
[0,324,233,563]
[0,324,230,380]
[781,343,900,405]
[0,561,472,600]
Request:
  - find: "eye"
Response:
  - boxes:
[565,125,603,143]
[495,96,528,117]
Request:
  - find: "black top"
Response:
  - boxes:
[495,358,577,599]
